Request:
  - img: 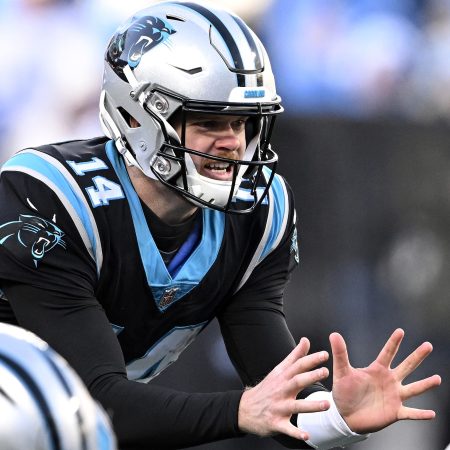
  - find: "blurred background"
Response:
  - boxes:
[0,0,448,449]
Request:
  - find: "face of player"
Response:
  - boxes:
[175,113,248,181]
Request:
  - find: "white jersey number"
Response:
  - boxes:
[86,176,124,207]
[67,158,125,208]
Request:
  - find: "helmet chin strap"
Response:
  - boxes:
[183,155,243,208]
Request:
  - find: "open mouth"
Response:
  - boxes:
[202,162,234,181]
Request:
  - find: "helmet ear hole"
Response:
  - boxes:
[129,117,141,128]
[167,108,183,143]
[117,107,140,128]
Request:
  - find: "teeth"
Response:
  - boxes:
[205,162,230,170]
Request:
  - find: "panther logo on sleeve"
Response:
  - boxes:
[0,215,66,267]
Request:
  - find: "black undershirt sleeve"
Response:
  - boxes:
[218,224,326,449]
[219,223,326,398]
[2,282,244,450]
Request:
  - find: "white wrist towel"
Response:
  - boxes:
[297,391,370,449]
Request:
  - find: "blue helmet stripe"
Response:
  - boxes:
[231,14,263,71]
[172,1,247,86]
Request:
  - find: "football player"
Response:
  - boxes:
[0,323,117,450]
[0,2,441,449]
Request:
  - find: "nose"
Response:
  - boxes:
[214,126,242,152]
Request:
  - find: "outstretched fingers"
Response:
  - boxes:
[275,337,311,373]
[401,374,442,401]
[397,405,437,421]
[292,397,330,414]
[375,328,404,368]
[237,343,331,440]
[276,337,329,383]
[287,366,330,396]
[329,332,352,377]
[394,341,434,382]
[285,349,329,381]
[276,398,330,441]
[277,421,310,442]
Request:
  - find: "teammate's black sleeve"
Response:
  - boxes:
[218,221,326,449]
[2,281,243,449]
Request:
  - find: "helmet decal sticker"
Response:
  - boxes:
[0,215,66,267]
[107,16,176,77]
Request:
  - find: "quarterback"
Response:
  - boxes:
[0,2,440,449]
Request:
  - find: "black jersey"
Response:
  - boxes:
[0,138,321,449]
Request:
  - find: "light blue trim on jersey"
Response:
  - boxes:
[233,168,290,293]
[259,169,288,261]
[126,321,208,382]
[1,151,102,273]
[111,323,124,335]
[234,186,268,204]
[105,141,225,311]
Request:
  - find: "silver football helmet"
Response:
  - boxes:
[0,323,117,450]
[99,1,283,213]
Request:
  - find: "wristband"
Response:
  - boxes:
[297,391,369,449]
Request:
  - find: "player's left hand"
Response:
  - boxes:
[330,328,441,434]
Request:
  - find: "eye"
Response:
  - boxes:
[194,121,218,130]
[232,119,247,131]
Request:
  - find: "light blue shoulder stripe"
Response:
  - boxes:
[259,170,289,261]
[105,142,225,309]
[234,168,290,293]
[1,150,102,274]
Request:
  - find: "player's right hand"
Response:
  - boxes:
[237,337,330,441]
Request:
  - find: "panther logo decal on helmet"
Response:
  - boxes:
[107,16,176,78]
